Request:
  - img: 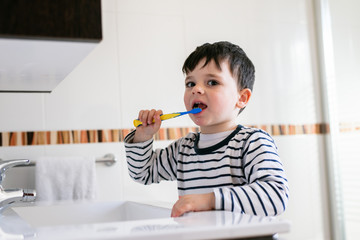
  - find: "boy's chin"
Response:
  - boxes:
[191,118,207,127]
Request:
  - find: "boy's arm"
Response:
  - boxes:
[213,131,289,216]
[124,110,179,185]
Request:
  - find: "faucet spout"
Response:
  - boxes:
[0,188,36,212]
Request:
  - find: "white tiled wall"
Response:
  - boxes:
[330,0,360,239]
[330,0,360,122]
[276,135,330,240]
[0,93,44,131]
[0,0,330,239]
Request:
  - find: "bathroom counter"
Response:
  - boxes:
[0,201,290,240]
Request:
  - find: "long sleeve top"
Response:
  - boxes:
[124,125,289,216]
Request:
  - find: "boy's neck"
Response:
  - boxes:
[199,121,238,134]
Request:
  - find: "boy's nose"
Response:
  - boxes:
[192,85,204,94]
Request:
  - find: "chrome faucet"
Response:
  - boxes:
[0,159,36,212]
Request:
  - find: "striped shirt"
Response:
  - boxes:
[124,125,289,216]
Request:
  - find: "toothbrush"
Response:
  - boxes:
[133,108,202,127]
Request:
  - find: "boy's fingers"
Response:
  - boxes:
[148,109,157,124]
[171,193,215,217]
[137,110,143,122]
[171,198,193,218]
[171,203,183,217]
[156,109,163,116]
[137,110,143,126]
[153,110,162,128]
[137,109,163,128]
[139,110,149,126]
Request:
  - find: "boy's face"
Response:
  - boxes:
[184,58,249,133]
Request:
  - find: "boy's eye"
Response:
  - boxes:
[208,80,219,86]
[185,82,195,88]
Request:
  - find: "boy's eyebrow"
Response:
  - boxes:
[205,73,220,78]
[185,76,194,81]
[185,73,221,81]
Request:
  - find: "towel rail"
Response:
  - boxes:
[7,153,117,167]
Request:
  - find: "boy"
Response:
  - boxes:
[124,41,289,218]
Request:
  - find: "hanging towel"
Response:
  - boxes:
[35,156,97,202]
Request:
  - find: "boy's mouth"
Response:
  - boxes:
[192,102,207,110]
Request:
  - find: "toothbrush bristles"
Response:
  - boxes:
[191,108,202,114]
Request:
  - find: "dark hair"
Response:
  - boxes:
[182,41,255,91]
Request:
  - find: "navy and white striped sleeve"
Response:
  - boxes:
[124,130,178,185]
[213,130,289,216]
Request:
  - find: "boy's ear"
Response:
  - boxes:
[236,88,252,109]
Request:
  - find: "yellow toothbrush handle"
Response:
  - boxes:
[160,113,180,120]
[133,113,180,127]
[133,119,143,127]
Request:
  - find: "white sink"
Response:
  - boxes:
[11,201,171,227]
[2,201,290,240]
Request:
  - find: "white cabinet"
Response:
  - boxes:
[0,0,102,93]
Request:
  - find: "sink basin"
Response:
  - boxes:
[11,201,171,227]
[2,201,291,240]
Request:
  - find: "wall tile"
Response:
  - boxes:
[330,0,360,238]
[275,135,329,240]
[101,0,117,12]
[116,0,183,15]
[0,94,44,131]
[338,133,360,239]
[117,13,187,129]
[0,124,332,147]
[330,0,360,26]
[240,22,320,125]
[183,0,310,25]
[332,22,360,122]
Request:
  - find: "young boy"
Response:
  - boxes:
[124,41,289,218]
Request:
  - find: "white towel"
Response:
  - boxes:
[35,156,97,202]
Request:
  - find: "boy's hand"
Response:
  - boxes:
[133,109,163,143]
[171,193,215,217]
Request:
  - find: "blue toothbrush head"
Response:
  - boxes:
[190,108,202,114]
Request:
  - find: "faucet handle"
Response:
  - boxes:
[0,159,30,183]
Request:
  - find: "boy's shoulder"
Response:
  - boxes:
[175,125,274,146]
[238,125,270,134]
[235,125,274,140]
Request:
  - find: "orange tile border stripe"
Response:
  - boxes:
[1,122,358,147]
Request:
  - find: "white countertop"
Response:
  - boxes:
[0,201,290,240]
